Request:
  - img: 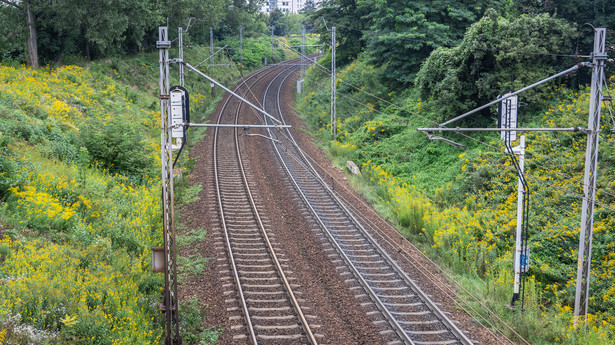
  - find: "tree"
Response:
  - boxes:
[359,0,496,85]
[415,9,577,124]
[219,0,268,37]
[310,0,370,66]
[271,12,304,36]
[163,0,228,44]
[0,0,38,68]
[300,0,316,13]
[0,3,27,62]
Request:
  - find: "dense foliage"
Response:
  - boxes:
[415,9,578,124]
[313,0,612,87]
[0,0,271,66]
[361,0,496,84]
[0,63,163,344]
[0,44,244,343]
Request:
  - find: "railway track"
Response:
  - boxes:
[259,64,475,345]
[212,61,318,344]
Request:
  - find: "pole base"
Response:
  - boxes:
[510,292,520,307]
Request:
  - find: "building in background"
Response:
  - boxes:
[261,0,321,14]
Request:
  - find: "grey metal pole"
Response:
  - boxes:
[210,27,215,97]
[512,135,526,305]
[331,26,336,138]
[574,27,607,327]
[271,26,275,64]
[301,24,306,80]
[240,26,243,76]
[178,27,184,87]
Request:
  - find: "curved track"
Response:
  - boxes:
[213,61,318,344]
[260,64,475,345]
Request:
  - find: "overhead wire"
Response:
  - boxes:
[310,50,615,203]
[293,44,615,210]
[255,68,526,344]
[310,69,615,213]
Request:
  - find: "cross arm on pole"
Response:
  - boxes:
[438,62,591,127]
[181,60,283,124]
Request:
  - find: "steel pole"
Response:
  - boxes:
[512,135,525,305]
[157,26,180,345]
[574,27,607,327]
[210,27,215,97]
[178,27,184,87]
[331,26,336,138]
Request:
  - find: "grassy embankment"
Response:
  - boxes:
[297,56,615,344]
[0,31,318,344]
[0,43,239,344]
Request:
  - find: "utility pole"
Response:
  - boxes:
[271,26,275,65]
[330,26,336,138]
[574,27,607,327]
[210,27,215,97]
[240,26,243,77]
[510,135,527,306]
[156,26,181,345]
[301,24,306,80]
[178,27,184,87]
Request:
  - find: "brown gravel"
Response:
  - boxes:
[177,65,511,344]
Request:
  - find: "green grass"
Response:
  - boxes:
[178,253,213,281]
[177,227,207,247]
[179,298,223,345]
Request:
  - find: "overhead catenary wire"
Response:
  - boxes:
[290,40,615,202]
[328,22,592,59]
[255,67,527,344]
[300,46,615,202]
[313,75,615,212]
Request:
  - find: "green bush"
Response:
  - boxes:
[81,117,156,180]
[415,9,577,124]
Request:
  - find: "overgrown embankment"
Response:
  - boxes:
[298,54,615,344]
[0,44,243,344]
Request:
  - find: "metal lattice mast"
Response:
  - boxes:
[330,26,336,138]
[574,27,607,326]
[157,26,181,345]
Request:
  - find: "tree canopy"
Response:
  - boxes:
[360,0,496,85]
[0,0,268,66]
[415,9,578,124]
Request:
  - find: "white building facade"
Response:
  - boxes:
[261,0,322,14]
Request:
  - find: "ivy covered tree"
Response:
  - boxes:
[415,9,577,124]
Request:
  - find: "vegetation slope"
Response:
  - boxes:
[299,4,615,345]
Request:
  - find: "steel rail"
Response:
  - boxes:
[213,66,269,345]
[265,67,474,345]
[262,68,415,345]
[213,60,316,344]
[234,63,318,345]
